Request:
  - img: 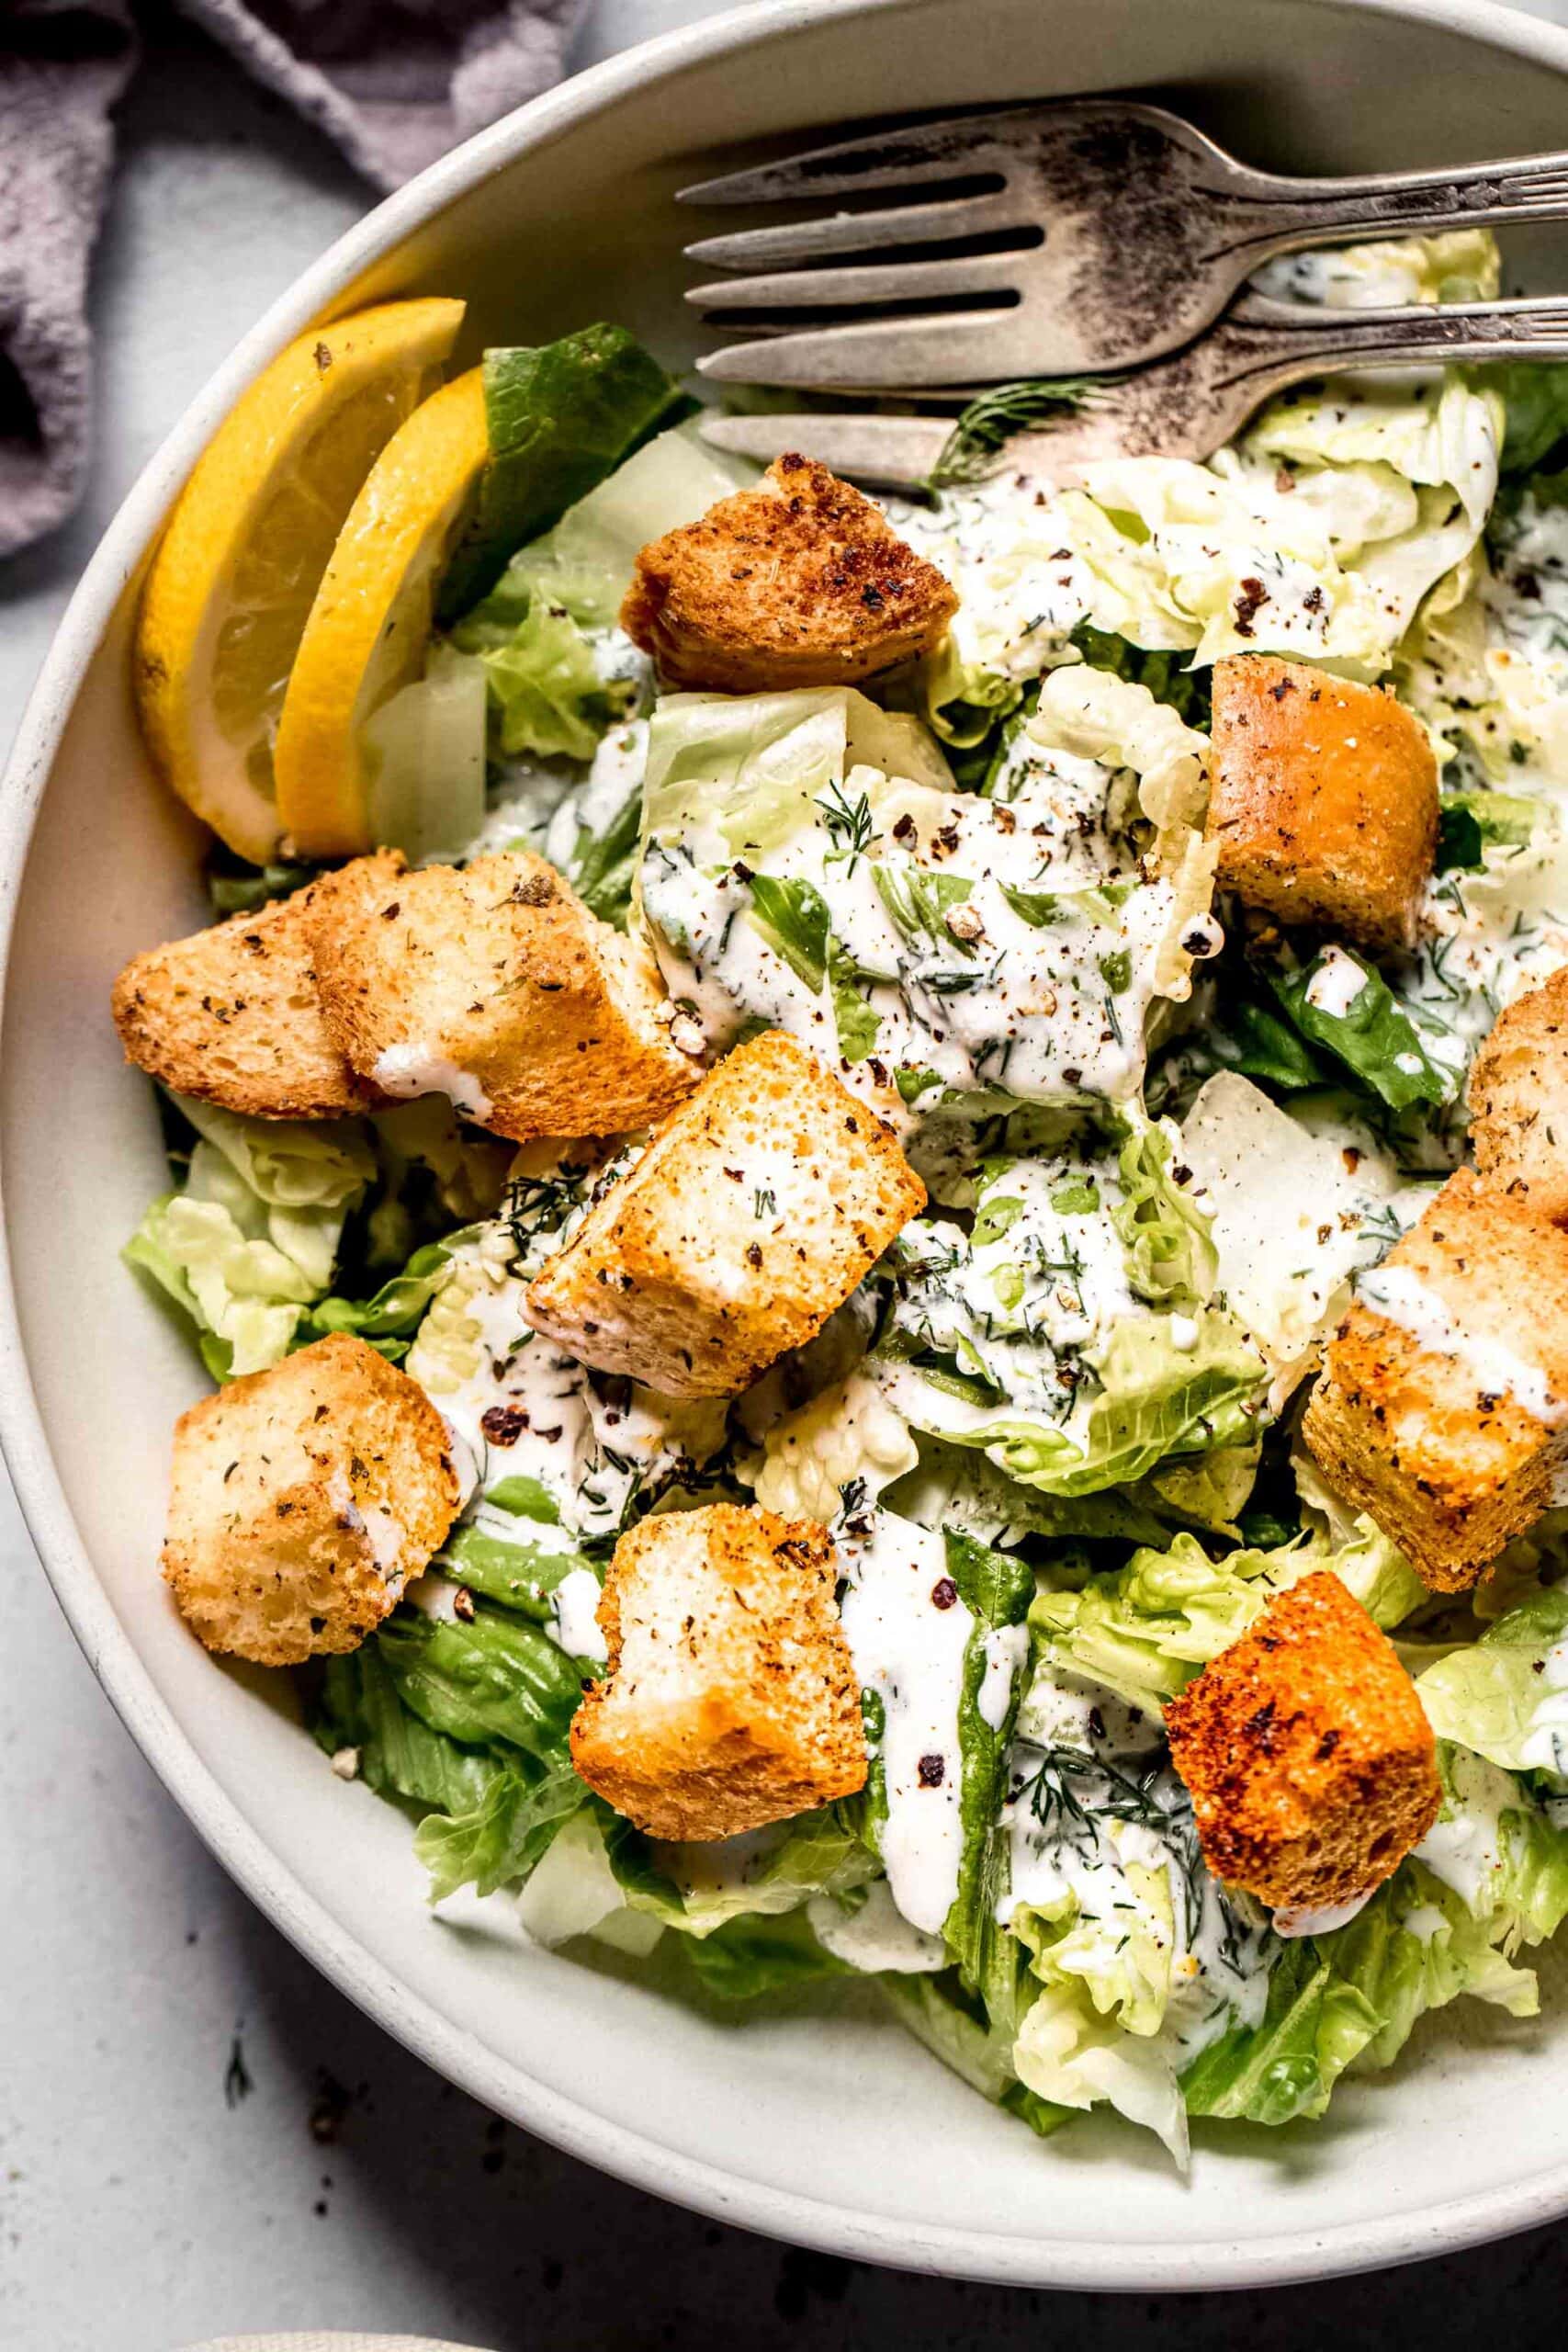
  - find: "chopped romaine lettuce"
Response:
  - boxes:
[1030,1522,1425,1713]
[638,669,1214,1123]
[1264,944,1457,1112]
[437,325,692,620]
[1418,1589,1568,1780]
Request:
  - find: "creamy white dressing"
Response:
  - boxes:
[884,1148,1139,1421]
[1356,1262,1568,1427]
[1398,831,1568,1119]
[372,1044,495,1127]
[1401,1903,1450,1942]
[1015,1668,1162,1757]
[411,1206,723,1544]
[877,1138,1214,1468]
[640,712,1198,1126]
[1181,1074,1426,1392]
[548,1566,609,1664]
[1000,1734,1273,2060]
[837,1514,975,1936]
[1303,944,1370,1018]
[1511,1636,1568,1778]
[1414,1747,1520,1910]
[402,1569,465,1622]
[807,1880,950,1973]
[542,718,650,870]
[978,1623,1031,1732]
[1272,1889,1376,1939]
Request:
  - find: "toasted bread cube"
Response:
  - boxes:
[620,452,958,693]
[1206,655,1437,951]
[1165,1570,1439,1913]
[161,1332,460,1667]
[308,849,699,1143]
[110,853,404,1119]
[569,1501,867,1839]
[1303,1169,1568,1590]
[1470,967,1568,1226]
[524,1030,926,1396]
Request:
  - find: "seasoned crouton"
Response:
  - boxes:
[1165,1569,1440,1913]
[524,1029,926,1396]
[161,1332,460,1667]
[1470,966,1568,1226]
[110,853,403,1118]
[1206,655,1438,952]
[569,1501,867,1839]
[620,452,958,693]
[1303,1169,1568,1590]
[307,849,699,1143]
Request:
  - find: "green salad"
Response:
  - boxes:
[121,228,1568,2168]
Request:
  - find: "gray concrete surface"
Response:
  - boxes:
[6,5,1568,2345]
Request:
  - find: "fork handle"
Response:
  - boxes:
[1241,153,1568,248]
[1213,296,1568,402]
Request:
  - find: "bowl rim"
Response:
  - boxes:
[9,0,1568,2290]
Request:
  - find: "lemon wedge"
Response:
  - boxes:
[273,368,491,859]
[135,298,466,864]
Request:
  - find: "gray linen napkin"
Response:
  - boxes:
[0,0,588,560]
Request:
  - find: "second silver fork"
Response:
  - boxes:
[682,99,1568,386]
[700,292,1568,491]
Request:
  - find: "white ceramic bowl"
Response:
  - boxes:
[10,0,1568,2290]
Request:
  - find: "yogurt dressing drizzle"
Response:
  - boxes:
[837,1515,974,1936]
[1356,1263,1568,1427]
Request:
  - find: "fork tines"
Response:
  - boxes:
[680,107,1049,389]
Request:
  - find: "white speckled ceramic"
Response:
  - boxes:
[8,0,1568,2289]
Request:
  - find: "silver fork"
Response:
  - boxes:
[697,292,1568,492]
[682,99,1568,387]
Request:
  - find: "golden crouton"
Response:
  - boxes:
[620,452,958,693]
[1165,1570,1439,1913]
[308,849,699,1143]
[161,1332,460,1667]
[524,1029,926,1396]
[1206,655,1438,952]
[569,1501,867,1839]
[1303,1169,1568,1590]
[110,854,403,1119]
[1470,967,1568,1226]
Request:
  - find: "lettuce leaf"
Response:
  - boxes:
[413,1758,590,1904]
[1181,1844,1553,2124]
[1418,1589,1568,1778]
[437,325,692,620]
[1486,362,1568,476]
[591,1804,874,1939]
[897,1309,1265,1504]
[1030,1523,1425,1713]
[491,424,748,632]
[1067,621,1213,730]
[315,1644,503,1818]
[359,639,488,861]
[1266,945,1456,1112]
[943,1531,1035,1984]
[678,1909,851,2001]
[313,1639,590,1905]
[1436,786,1540,873]
[752,1373,919,1522]
[1179,1930,1382,2124]
[451,584,611,762]
[125,1104,376,1378]
[376,1601,585,1758]
[878,1972,1071,2139]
